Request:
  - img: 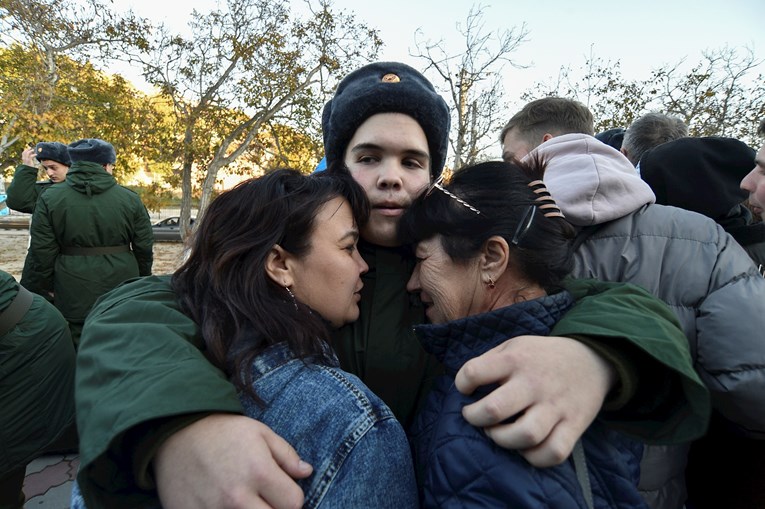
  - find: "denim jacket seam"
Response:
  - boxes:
[304,366,394,507]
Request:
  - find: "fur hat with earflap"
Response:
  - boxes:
[322,62,451,179]
[68,138,117,166]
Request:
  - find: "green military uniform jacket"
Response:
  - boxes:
[74,242,709,509]
[6,164,53,214]
[6,164,56,294]
[28,161,153,340]
[0,271,76,475]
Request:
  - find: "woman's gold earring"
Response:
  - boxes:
[285,286,299,310]
[487,277,495,289]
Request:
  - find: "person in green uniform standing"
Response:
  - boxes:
[6,142,72,296]
[74,63,708,509]
[27,138,153,345]
[7,142,72,214]
[0,270,77,509]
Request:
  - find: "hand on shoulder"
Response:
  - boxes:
[455,335,615,467]
[155,414,313,509]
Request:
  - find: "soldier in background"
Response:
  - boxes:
[7,142,71,213]
[7,142,72,296]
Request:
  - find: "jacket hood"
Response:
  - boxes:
[528,134,655,226]
[66,161,117,196]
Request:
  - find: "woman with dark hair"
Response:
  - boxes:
[172,168,417,508]
[399,160,706,509]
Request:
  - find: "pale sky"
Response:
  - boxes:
[111,0,764,104]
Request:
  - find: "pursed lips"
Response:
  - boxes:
[372,201,408,217]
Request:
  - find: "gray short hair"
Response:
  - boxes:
[622,113,688,166]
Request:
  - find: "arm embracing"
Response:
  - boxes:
[75,275,243,508]
[455,278,710,468]
[553,278,711,443]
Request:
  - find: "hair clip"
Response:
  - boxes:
[528,180,565,218]
[425,173,482,215]
[511,205,537,246]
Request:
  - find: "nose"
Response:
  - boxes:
[355,250,369,276]
[406,263,422,293]
[377,159,404,190]
[741,166,757,192]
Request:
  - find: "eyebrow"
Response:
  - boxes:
[339,229,359,243]
[349,142,430,161]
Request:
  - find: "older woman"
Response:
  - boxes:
[399,160,708,509]
[72,169,417,508]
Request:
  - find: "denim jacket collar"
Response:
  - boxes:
[248,341,340,381]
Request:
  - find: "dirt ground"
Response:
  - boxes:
[0,228,186,281]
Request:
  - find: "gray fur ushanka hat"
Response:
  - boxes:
[68,138,117,165]
[35,142,72,166]
[321,61,451,178]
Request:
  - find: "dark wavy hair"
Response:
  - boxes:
[398,159,575,293]
[172,168,369,402]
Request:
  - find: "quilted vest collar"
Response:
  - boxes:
[412,291,574,373]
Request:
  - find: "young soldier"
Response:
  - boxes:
[7,142,71,214]
[7,142,72,295]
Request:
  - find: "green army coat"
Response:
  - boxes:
[6,164,56,294]
[0,271,76,475]
[6,164,53,214]
[74,241,709,508]
[28,161,153,335]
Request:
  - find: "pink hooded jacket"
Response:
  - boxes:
[530,133,655,226]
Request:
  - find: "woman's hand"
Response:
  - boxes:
[455,335,616,467]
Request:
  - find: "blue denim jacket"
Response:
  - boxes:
[240,341,418,508]
[72,341,418,509]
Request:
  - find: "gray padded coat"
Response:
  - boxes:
[531,134,765,509]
